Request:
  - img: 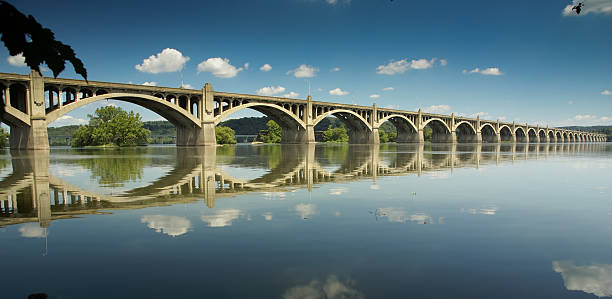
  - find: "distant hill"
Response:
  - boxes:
[219,116,349,135]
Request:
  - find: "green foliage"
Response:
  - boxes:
[215,126,237,144]
[0,127,9,148]
[0,1,87,80]
[71,106,150,147]
[260,120,282,143]
[220,117,270,135]
[378,128,397,143]
[423,127,433,142]
[323,125,349,143]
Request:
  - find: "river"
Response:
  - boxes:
[1,143,611,298]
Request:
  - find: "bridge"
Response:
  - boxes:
[0,71,606,149]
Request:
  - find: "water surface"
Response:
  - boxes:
[1,143,611,298]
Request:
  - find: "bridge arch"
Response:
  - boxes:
[547,130,555,142]
[499,125,513,142]
[377,114,419,143]
[455,121,478,143]
[479,123,498,143]
[44,93,201,128]
[422,118,453,143]
[515,127,528,142]
[313,109,374,143]
[214,102,309,143]
[538,129,547,143]
[527,128,538,143]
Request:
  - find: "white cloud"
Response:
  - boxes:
[282,275,364,299]
[331,67,341,72]
[423,104,451,114]
[181,83,193,89]
[384,104,400,110]
[376,58,436,75]
[602,90,612,95]
[243,62,249,70]
[382,87,394,91]
[295,203,317,219]
[141,215,191,237]
[563,0,612,16]
[498,116,507,121]
[18,223,46,238]
[369,94,380,99]
[256,86,286,96]
[568,100,574,104]
[142,81,157,86]
[197,57,243,78]
[463,67,503,76]
[553,261,612,297]
[48,115,88,127]
[440,59,448,66]
[287,64,318,78]
[284,91,300,98]
[469,111,491,119]
[201,209,242,227]
[555,114,612,126]
[260,64,272,72]
[7,53,26,67]
[135,48,189,74]
[329,88,349,96]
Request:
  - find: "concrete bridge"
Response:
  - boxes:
[1,143,606,228]
[0,71,606,149]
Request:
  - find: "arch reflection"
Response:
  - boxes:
[0,143,607,229]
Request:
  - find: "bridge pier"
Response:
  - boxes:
[176,122,216,146]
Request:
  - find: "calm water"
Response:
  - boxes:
[1,143,611,299]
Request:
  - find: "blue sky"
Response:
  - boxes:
[1,0,612,127]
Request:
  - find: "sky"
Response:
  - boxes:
[1,0,612,128]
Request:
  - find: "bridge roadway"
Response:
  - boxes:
[0,143,606,228]
[0,71,606,149]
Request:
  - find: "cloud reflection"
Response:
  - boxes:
[375,208,432,224]
[295,203,317,219]
[201,209,242,227]
[18,223,46,238]
[282,275,364,299]
[460,206,499,215]
[141,215,191,237]
[553,261,612,297]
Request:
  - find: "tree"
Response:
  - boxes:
[379,128,389,143]
[0,127,8,148]
[215,126,237,144]
[260,120,282,143]
[323,125,349,143]
[71,106,150,147]
[0,1,87,80]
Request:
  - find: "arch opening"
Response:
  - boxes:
[423,119,452,143]
[500,126,513,142]
[528,129,538,143]
[456,122,478,143]
[481,124,498,143]
[515,128,528,143]
[9,84,27,114]
[312,109,372,144]
[381,116,418,143]
[548,131,555,142]
[538,130,547,143]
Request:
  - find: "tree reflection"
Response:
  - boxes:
[76,154,150,187]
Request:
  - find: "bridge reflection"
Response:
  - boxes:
[0,143,606,228]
